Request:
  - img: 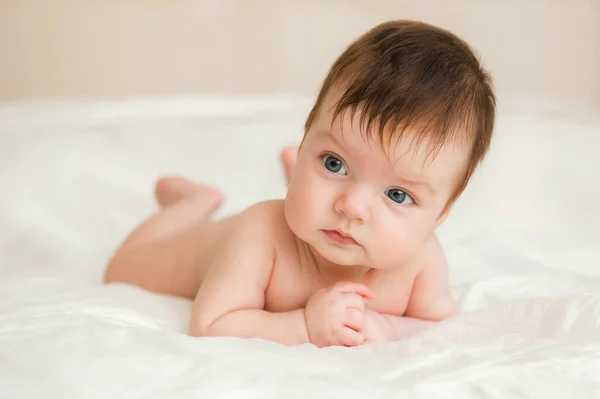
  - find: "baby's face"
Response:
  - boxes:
[285,101,470,269]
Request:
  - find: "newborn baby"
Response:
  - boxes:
[104,20,496,347]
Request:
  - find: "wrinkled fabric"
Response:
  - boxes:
[0,96,599,398]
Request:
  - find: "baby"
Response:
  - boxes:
[104,20,495,347]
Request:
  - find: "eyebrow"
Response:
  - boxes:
[395,175,436,198]
[319,129,345,148]
[389,154,437,198]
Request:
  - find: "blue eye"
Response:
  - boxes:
[385,188,414,205]
[321,155,347,175]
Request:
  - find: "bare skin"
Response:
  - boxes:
[105,150,456,346]
[105,148,296,300]
[105,99,462,347]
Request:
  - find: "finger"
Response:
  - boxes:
[343,308,365,332]
[340,292,365,311]
[332,281,375,300]
[337,327,364,347]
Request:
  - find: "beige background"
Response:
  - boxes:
[1,0,599,109]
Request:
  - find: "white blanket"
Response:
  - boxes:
[1,96,599,398]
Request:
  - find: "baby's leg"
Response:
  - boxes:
[125,143,299,250]
[127,143,298,248]
[135,176,224,247]
[104,178,224,297]
[104,147,299,297]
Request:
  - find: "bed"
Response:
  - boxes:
[1,95,599,398]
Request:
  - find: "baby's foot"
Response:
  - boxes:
[154,176,223,209]
[281,146,298,184]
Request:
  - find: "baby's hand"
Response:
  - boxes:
[361,309,395,344]
[304,281,374,348]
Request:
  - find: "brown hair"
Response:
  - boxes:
[304,20,496,206]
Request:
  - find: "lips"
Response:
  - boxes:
[322,229,359,245]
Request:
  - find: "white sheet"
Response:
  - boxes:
[1,95,599,398]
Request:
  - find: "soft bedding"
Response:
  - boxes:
[0,96,599,398]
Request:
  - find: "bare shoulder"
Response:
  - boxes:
[220,199,294,256]
[190,200,290,335]
[195,199,283,259]
[411,233,447,274]
[236,199,287,235]
[239,199,295,237]
[192,200,286,307]
[404,233,458,321]
[201,199,285,268]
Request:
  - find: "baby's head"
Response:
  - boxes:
[285,20,495,269]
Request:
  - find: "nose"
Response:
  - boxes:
[334,186,371,222]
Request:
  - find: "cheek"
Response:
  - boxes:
[370,210,434,261]
[285,167,330,233]
[284,182,304,231]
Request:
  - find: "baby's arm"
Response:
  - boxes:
[403,234,458,321]
[189,202,309,346]
[363,235,458,342]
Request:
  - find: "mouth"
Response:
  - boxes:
[322,229,359,246]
